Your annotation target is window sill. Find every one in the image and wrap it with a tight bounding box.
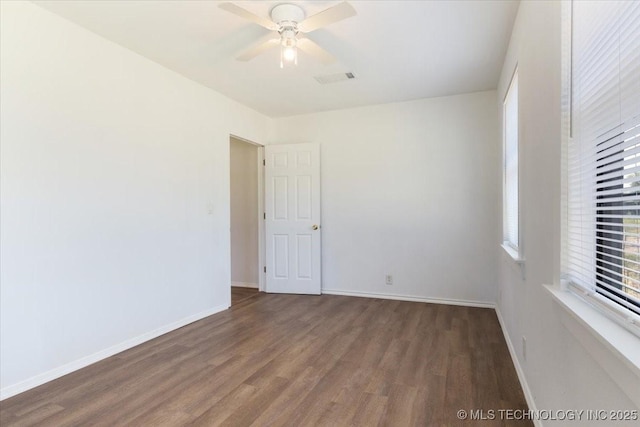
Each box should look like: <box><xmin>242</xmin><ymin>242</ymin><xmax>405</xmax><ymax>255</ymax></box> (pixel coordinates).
<box><xmin>543</xmin><ymin>284</ymin><xmax>640</xmax><ymax>407</ymax></box>
<box><xmin>501</xmin><ymin>243</ymin><xmax>525</xmax><ymax>264</ymax></box>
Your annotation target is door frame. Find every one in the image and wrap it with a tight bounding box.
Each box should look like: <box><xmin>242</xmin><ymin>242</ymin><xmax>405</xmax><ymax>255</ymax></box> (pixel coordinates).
<box><xmin>229</xmin><ymin>134</ymin><xmax>265</xmax><ymax>292</ymax></box>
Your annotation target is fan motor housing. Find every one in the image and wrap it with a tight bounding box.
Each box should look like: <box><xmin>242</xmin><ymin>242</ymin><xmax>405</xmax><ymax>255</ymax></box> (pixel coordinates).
<box><xmin>270</xmin><ymin>4</ymin><xmax>305</xmax><ymax>26</ymax></box>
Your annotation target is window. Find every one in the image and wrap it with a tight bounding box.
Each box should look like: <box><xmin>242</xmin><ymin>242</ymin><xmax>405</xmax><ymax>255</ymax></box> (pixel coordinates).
<box><xmin>503</xmin><ymin>69</ymin><xmax>520</xmax><ymax>257</ymax></box>
<box><xmin>566</xmin><ymin>0</ymin><xmax>640</xmax><ymax>327</ymax></box>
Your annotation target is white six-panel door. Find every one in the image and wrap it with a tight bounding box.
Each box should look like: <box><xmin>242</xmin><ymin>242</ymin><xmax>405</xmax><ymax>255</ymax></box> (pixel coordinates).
<box><xmin>265</xmin><ymin>143</ymin><xmax>321</xmax><ymax>294</ymax></box>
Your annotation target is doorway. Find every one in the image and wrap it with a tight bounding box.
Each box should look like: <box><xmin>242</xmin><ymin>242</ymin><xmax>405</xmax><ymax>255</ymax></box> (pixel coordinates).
<box><xmin>229</xmin><ymin>135</ymin><xmax>264</xmax><ymax>306</ymax></box>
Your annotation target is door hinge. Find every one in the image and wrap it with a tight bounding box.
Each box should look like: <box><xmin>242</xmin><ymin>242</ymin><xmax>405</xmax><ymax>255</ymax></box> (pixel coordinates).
<box><xmin>263</xmin><ymin>159</ymin><xmax>266</xmax><ymax>166</ymax></box>
<box><xmin>264</xmin><ymin>212</ymin><xmax>266</xmax><ymax>220</ymax></box>
<box><xmin>264</xmin><ymin>266</ymin><xmax>266</xmax><ymax>273</ymax></box>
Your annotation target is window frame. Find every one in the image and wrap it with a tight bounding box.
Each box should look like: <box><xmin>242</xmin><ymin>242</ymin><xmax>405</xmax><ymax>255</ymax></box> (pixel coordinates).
<box><xmin>502</xmin><ymin>66</ymin><xmax>523</xmax><ymax>263</ymax></box>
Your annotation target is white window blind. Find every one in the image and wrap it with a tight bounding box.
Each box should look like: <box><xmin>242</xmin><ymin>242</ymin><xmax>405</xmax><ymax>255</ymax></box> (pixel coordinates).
<box><xmin>567</xmin><ymin>0</ymin><xmax>640</xmax><ymax>322</ymax></box>
<box><xmin>504</xmin><ymin>71</ymin><xmax>519</xmax><ymax>250</ymax></box>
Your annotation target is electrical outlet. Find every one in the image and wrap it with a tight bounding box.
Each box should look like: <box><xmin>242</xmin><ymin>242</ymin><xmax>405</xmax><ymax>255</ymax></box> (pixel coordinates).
<box><xmin>385</xmin><ymin>275</ymin><xmax>393</xmax><ymax>285</ymax></box>
<box><xmin>522</xmin><ymin>336</ymin><xmax>527</xmax><ymax>361</ymax></box>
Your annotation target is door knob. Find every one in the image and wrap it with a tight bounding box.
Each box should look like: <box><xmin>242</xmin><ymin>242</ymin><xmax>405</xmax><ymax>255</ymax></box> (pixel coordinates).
<box><xmin>312</xmin><ymin>225</ymin><xmax>319</xmax><ymax>230</ymax></box>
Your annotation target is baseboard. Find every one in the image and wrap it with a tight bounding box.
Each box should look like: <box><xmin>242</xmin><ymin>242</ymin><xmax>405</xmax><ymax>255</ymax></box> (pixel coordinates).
<box><xmin>321</xmin><ymin>288</ymin><xmax>495</xmax><ymax>309</ymax></box>
<box><xmin>495</xmin><ymin>307</ymin><xmax>541</xmax><ymax>427</ymax></box>
<box><xmin>231</xmin><ymin>281</ymin><xmax>259</xmax><ymax>289</ymax></box>
<box><xmin>0</xmin><ymin>304</ymin><xmax>228</xmax><ymax>401</ymax></box>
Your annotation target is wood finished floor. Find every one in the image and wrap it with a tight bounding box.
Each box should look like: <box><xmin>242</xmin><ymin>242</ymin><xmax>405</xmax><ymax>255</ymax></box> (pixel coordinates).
<box><xmin>231</xmin><ymin>286</ymin><xmax>259</xmax><ymax>306</ymax></box>
<box><xmin>0</xmin><ymin>294</ymin><xmax>531</xmax><ymax>426</ymax></box>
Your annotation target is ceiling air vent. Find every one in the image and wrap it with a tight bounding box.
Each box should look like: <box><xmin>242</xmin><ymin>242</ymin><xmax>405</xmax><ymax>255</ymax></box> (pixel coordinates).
<box><xmin>314</xmin><ymin>72</ymin><xmax>356</xmax><ymax>85</ymax></box>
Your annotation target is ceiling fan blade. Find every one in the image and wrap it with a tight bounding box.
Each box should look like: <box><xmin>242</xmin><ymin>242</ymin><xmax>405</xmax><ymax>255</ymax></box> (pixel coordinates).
<box><xmin>297</xmin><ymin>38</ymin><xmax>336</xmax><ymax>65</ymax></box>
<box><xmin>298</xmin><ymin>1</ymin><xmax>356</xmax><ymax>33</ymax></box>
<box><xmin>218</xmin><ymin>2</ymin><xmax>277</xmax><ymax>30</ymax></box>
<box><xmin>237</xmin><ymin>36</ymin><xmax>280</xmax><ymax>61</ymax></box>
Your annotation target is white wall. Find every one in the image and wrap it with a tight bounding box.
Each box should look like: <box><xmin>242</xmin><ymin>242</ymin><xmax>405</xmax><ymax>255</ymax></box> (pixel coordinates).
<box><xmin>270</xmin><ymin>91</ymin><xmax>501</xmax><ymax>305</ymax></box>
<box><xmin>0</xmin><ymin>1</ymin><xmax>269</xmax><ymax>397</ymax></box>
<box><xmin>496</xmin><ymin>0</ymin><xmax>639</xmax><ymax>422</ymax></box>
<box><xmin>230</xmin><ymin>138</ymin><xmax>259</xmax><ymax>286</ymax></box>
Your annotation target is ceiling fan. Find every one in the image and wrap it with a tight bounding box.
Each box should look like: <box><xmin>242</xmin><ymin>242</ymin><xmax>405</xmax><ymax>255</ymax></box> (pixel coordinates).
<box><xmin>219</xmin><ymin>1</ymin><xmax>357</xmax><ymax>68</ymax></box>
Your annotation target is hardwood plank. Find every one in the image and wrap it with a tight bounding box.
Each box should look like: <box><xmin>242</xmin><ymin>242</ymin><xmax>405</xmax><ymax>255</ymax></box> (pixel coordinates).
<box><xmin>349</xmin><ymin>392</ymin><xmax>388</xmax><ymax>426</ymax></box>
<box><xmin>217</xmin><ymin>376</ymin><xmax>289</xmax><ymax>427</ymax></box>
<box><xmin>188</xmin><ymin>382</ymin><xmax>257</xmax><ymax>427</ymax></box>
<box><xmin>231</xmin><ymin>286</ymin><xmax>259</xmax><ymax>306</ymax></box>
<box><xmin>247</xmin><ymin>366</ymin><xmax>329</xmax><ymax>426</ymax></box>
<box><xmin>0</xmin><ymin>293</ymin><xmax>532</xmax><ymax>426</ymax></box>
<box><xmin>378</xmin><ymin>383</ymin><xmax>419</xmax><ymax>426</ymax></box>
<box><xmin>3</xmin><ymin>403</ymin><xmax>64</xmax><ymax>427</ymax></box>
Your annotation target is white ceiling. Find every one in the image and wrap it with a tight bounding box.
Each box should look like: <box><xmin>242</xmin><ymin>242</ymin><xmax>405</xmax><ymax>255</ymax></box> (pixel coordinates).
<box><xmin>34</xmin><ymin>0</ymin><xmax>520</xmax><ymax>118</ymax></box>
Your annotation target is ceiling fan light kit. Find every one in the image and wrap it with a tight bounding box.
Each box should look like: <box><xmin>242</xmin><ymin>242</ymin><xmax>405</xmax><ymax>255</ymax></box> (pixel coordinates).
<box><xmin>271</xmin><ymin>4</ymin><xmax>304</xmax><ymax>68</ymax></box>
<box><xmin>271</xmin><ymin>4</ymin><xmax>305</xmax><ymax>68</ymax></box>
<box><xmin>219</xmin><ymin>1</ymin><xmax>357</xmax><ymax>68</ymax></box>
<box><xmin>280</xmin><ymin>34</ymin><xmax>297</xmax><ymax>68</ymax></box>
